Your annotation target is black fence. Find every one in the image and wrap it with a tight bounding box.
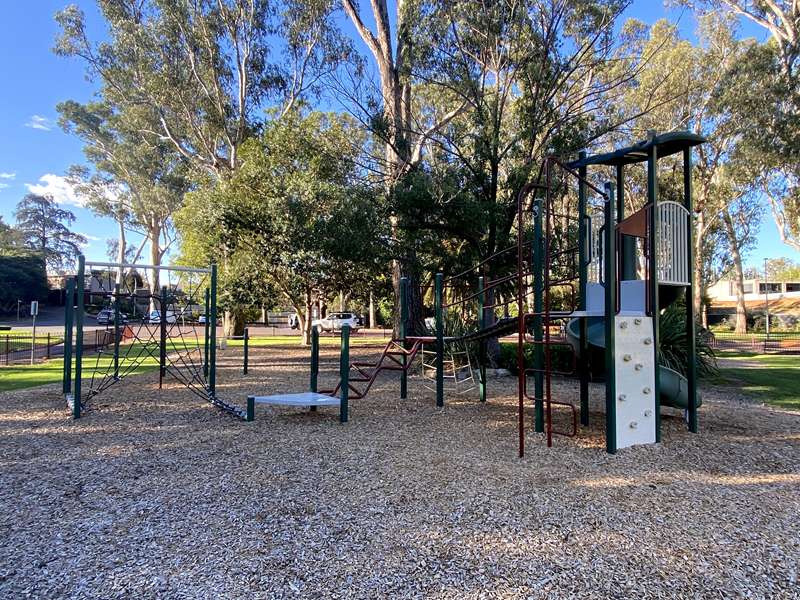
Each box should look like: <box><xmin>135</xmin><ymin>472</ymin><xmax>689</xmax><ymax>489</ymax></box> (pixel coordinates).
<box><xmin>709</xmin><ymin>331</ymin><xmax>800</xmax><ymax>354</ymax></box>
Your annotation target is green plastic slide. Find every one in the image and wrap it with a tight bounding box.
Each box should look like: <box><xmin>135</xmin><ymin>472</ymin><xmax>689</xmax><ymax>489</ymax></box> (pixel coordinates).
<box><xmin>565</xmin><ymin>317</ymin><xmax>701</xmax><ymax>409</ymax></box>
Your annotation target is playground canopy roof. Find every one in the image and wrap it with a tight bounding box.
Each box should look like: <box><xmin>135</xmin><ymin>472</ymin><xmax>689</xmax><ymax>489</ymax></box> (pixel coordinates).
<box><xmin>568</xmin><ymin>131</ymin><xmax>707</xmax><ymax>168</ymax></box>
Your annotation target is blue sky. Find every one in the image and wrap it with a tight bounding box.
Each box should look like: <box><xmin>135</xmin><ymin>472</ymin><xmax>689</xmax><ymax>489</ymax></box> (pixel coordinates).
<box><xmin>0</xmin><ymin>1</ymin><xmax>795</xmax><ymax>270</ymax></box>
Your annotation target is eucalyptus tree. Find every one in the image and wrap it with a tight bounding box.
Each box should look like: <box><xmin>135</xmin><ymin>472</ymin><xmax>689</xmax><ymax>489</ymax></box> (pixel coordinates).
<box><xmin>55</xmin><ymin>0</ymin><xmax>346</xmax><ymax>178</ymax></box>
<box><xmin>58</xmin><ymin>100</ymin><xmax>189</xmax><ymax>304</ymax></box>
<box><xmin>683</xmin><ymin>0</ymin><xmax>800</xmax><ymax>252</ymax></box>
<box><xmin>613</xmin><ymin>16</ymin><xmax>762</xmax><ymax>328</ymax></box>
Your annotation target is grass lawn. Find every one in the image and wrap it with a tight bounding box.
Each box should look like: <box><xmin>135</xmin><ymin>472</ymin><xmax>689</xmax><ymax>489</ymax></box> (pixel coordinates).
<box><xmin>0</xmin><ymin>344</ymin><xmax>163</xmax><ymax>393</ymax></box>
<box><xmin>717</xmin><ymin>352</ymin><xmax>800</xmax><ymax>411</ymax></box>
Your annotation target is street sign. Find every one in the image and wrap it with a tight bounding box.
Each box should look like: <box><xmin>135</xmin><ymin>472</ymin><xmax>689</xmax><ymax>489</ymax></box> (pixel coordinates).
<box><xmin>30</xmin><ymin>301</ymin><xmax>39</xmax><ymax>317</ymax></box>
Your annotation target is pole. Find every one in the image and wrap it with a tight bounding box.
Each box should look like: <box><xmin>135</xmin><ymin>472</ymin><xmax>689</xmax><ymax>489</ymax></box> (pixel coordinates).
<box><xmin>243</xmin><ymin>327</ymin><xmax>249</xmax><ymax>375</ymax></box>
<box><xmin>647</xmin><ymin>138</ymin><xmax>661</xmax><ymax>443</ymax></box>
<box><xmin>203</xmin><ymin>288</ymin><xmax>210</xmax><ymax>379</ymax></box>
<box><xmin>30</xmin><ymin>313</ymin><xmax>36</xmax><ymax>365</ymax></box>
<box><xmin>764</xmin><ymin>258</ymin><xmax>770</xmax><ymax>339</ymax></box>
<box><xmin>578</xmin><ymin>152</ymin><xmax>589</xmax><ymax>427</ymax></box>
<box><xmin>209</xmin><ymin>265</ymin><xmax>218</xmax><ymax>397</ymax></box>
<box><xmin>435</xmin><ymin>272</ymin><xmax>444</xmax><ymax>407</ymax></box>
<box><xmin>684</xmin><ymin>148</ymin><xmax>698</xmax><ymax>433</ymax></box>
<box><xmin>339</xmin><ymin>324</ymin><xmax>350</xmax><ymax>423</ymax></box>
<box><xmin>63</xmin><ymin>278</ymin><xmax>75</xmax><ymax>395</ymax></box>
<box><xmin>533</xmin><ymin>198</ymin><xmax>544</xmax><ymax>433</ymax></box>
<box><xmin>604</xmin><ymin>182</ymin><xmax>617</xmax><ymax>454</ymax></box>
<box><xmin>113</xmin><ymin>283</ymin><xmax>121</xmax><ymax>380</ymax></box>
<box><xmin>310</xmin><ymin>326</ymin><xmax>319</xmax><ymax>413</ymax></box>
<box><xmin>159</xmin><ymin>286</ymin><xmax>168</xmax><ymax>389</ymax></box>
<box><xmin>73</xmin><ymin>256</ymin><xmax>86</xmax><ymax>418</ymax></box>
<box><xmin>400</xmin><ymin>277</ymin><xmax>409</xmax><ymax>399</ymax></box>
<box><xmin>478</xmin><ymin>276</ymin><xmax>487</xmax><ymax>402</ymax></box>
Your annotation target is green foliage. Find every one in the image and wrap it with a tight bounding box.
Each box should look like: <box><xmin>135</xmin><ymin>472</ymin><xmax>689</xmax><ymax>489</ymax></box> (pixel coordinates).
<box><xmin>176</xmin><ymin>111</ymin><xmax>387</xmax><ymax>325</ymax></box>
<box><xmin>13</xmin><ymin>194</ymin><xmax>86</xmax><ymax>272</ymax></box>
<box><xmin>0</xmin><ymin>255</ymin><xmax>48</xmax><ymax>312</ymax></box>
<box><xmin>658</xmin><ymin>300</ymin><xmax>718</xmax><ymax>378</ymax></box>
<box><xmin>498</xmin><ymin>342</ymin><xmax>575</xmax><ymax>376</ymax></box>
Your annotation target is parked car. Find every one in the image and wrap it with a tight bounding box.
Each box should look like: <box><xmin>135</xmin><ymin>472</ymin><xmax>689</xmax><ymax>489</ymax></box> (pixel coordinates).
<box><xmin>148</xmin><ymin>309</ymin><xmax>177</xmax><ymax>324</ymax></box>
<box><xmin>95</xmin><ymin>309</ymin><xmax>128</xmax><ymax>325</ymax></box>
<box><xmin>312</xmin><ymin>312</ymin><xmax>361</xmax><ymax>333</ymax></box>
<box><xmin>198</xmin><ymin>314</ymin><xmax>220</xmax><ymax>325</ymax></box>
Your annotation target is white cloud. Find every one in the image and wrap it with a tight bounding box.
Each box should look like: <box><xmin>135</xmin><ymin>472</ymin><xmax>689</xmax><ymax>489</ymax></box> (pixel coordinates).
<box><xmin>25</xmin><ymin>115</ymin><xmax>52</xmax><ymax>131</ymax></box>
<box><xmin>26</xmin><ymin>174</ymin><xmax>83</xmax><ymax>206</ymax></box>
<box><xmin>79</xmin><ymin>232</ymin><xmax>102</xmax><ymax>242</ymax></box>
<box><xmin>0</xmin><ymin>183</ymin><xmax>8</xmax><ymax>190</ymax></box>
<box><xmin>0</xmin><ymin>172</ymin><xmax>15</xmax><ymax>180</ymax></box>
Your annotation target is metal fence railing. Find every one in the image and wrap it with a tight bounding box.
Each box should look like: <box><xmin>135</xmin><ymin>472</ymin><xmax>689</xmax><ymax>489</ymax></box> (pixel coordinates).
<box><xmin>708</xmin><ymin>331</ymin><xmax>800</xmax><ymax>354</ymax></box>
<box><xmin>0</xmin><ymin>333</ymin><xmax>66</xmax><ymax>365</ymax></box>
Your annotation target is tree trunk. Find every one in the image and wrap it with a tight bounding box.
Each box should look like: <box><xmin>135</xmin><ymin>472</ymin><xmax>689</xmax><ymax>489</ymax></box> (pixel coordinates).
<box><xmin>369</xmin><ymin>290</ymin><xmax>376</xmax><ymax>328</ymax></box>
<box><xmin>148</xmin><ymin>221</ymin><xmax>161</xmax><ymax>313</ymax></box>
<box><xmin>693</xmin><ymin>210</ymin><xmax>705</xmax><ymax>322</ymax></box>
<box><xmin>116</xmin><ymin>216</ymin><xmax>126</xmax><ymax>286</ymax></box>
<box><xmin>722</xmin><ymin>208</ymin><xmax>748</xmax><ymax>333</ymax></box>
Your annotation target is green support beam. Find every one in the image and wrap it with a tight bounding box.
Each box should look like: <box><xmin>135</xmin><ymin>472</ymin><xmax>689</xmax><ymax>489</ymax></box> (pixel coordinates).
<box><xmin>243</xmin><ymin>327</ymin><xmax>249</xmax><ymax>375</ymax></box>
<box><xmin>159</xmin><ymin>286</ymin><xmax>168</xmax><ymax>389</ymax></box>
<box><xmin>113</xmin><ymin>283</ymin><xmax>121</xmax><ymax>380</ymax></box>
<box><xmin>203</xmin><ymin>288</ymin><xmax>210</xmax><ymax>379</ymax></box>
<box><xmin>434</xmin><ymin>272</ymin><xmax>444</xmax><ymax>407</ymax></box>
<box><xmin>310</xmin><ymin>326</ymin><xmax>319</xmax><ymax>413</ymax></box>
<box><xmin>73</xmin><ymin>256</ymin><xmax>86</xmax><ymax>419</ymax></box>
<box><xmin>62</xmin><ymin>277</ymin><xmax>75</xmax><ymax>396</ymax></box>
<box><xmin>684</xmin><ymin>148</ymin><xmax>698</xmax><ymax>433</ymax></box>
<box><xmin>209</xmin><ymin>265</ymin><xmax>218</xmax><ymax>397</ymax></box>
<box><xmin>533</xmin><ymin>199</ymin><xmax>544</xmax><ymax>433</ymax></box>
<box><xmin>578</xmin><ymin>152</ymin><xmax>589</xmax><ymax>427</ymax></box>
<box><xmin>617</xmin><ymin>165</ymin><xmax>638</xmax><ymax>281</ymax></box>
<box><xmin>603</xmin><ymin>182</ymin><xmax>617</xmax><ymax>454</ymax></box>
<box><xmin>400</xmin><ymin>276</ymin><xmax>409</xmax><ymax>399</ymax></box>
<box><xmin>478</xmin><ymin>275</ymin><xmax>487</xmax><ymax>403</ymax></box>
<box><xmin>339</xmin><ymin>324</ymin><xmax>350</xmax><ymax>423</ymax></box>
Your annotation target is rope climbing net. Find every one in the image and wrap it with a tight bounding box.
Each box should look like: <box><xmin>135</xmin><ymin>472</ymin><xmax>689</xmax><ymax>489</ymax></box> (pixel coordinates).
<box><xmin>63</xmin><ymin>257</ymin><xmax>246</xmax><ymax>420</ymax></box>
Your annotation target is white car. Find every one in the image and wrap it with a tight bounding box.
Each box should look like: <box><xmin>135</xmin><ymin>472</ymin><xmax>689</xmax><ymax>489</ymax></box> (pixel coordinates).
<box><xmin>149</xmin><ymin>309</ymin><xmax>177</xmax><ymax>324</ymax></box>
<box><xmin>312</xmin><ymin>312</ymin><xmax>361</xmax><ymax>333</ymax></box>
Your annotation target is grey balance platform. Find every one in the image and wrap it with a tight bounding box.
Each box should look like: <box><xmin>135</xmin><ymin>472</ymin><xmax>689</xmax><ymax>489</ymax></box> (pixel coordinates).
<box><xmin>245</xmin><ymin>392</ymin><xmax>340</xmax><ymax>421</ymax></box>
<box><xmin>249</xmin><ymin>392</ymin><xmax>340</xmax><ymax>407</ymax></box>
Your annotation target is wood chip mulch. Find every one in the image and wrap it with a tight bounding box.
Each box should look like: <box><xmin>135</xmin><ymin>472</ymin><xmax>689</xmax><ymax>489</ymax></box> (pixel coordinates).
<box><xmin>1</xmin><ymin>345</ymin><xmax>798</xmax><ymax>599</ymax></box>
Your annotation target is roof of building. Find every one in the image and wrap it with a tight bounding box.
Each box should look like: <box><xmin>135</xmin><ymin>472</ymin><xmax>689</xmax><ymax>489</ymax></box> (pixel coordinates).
<box><xmin>709</xmin><ymin>297</ymin><xmax>800</xmax><ymax>314</ymax></box>
<box><xmin>568</xmin><ymin>131</ymin><xmax>707</xmax><ymax>168</ymax></box>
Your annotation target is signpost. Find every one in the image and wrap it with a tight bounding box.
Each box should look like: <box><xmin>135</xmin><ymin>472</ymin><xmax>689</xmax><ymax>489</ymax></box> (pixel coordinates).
<box><xmin>30</xmin><ymin>301</ymin><xmax>39</xmax><ymax>365</ymax></box>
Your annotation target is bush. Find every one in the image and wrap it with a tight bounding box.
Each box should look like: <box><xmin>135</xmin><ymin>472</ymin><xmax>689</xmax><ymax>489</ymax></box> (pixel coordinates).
<box><xmin>658</xmin><ymin>299</ymin><xmax>718</xmax><ymax>378</ymax></box>
<box><xmin>0</xmin><ymin>254</ymin><xmax>47</xmax><ymax>313</ymax></box>
<box><xmin>498</xmin><ymin>342</ymin><xmax>575</xmax><ymax>375</ymax></box>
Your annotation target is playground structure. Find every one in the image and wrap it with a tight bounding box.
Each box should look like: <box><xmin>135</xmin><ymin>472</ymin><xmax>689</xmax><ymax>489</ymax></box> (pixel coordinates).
<box><xmin>61</xmin><ymin>256</ymin><xmax>248</xmax><ymax>419</ymax></box>
<box><xmin>304</xmin><ymin>131</ymin><xmax>703</xmax><ymax>456</ymax></box>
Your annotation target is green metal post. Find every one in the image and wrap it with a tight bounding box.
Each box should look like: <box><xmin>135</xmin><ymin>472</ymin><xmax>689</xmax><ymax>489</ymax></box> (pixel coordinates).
<box><xmin>159</xmin><ymin>286</ymin><xmax>168</xmax><ymax>388</ymax></box>
<box><xmin>243</xmin><ymin>327</ymin><xmax>249</xmax><ymax>375</ymax></box>
<box><xmin>603</xmin><ymin>182</ymin><xmax>617</xmax><ymax>454</ymax></box>
<box><xmin>577</xmin><ymin>153</ymin><xmax>589</xmax><ymax>427</ymax></box>
<box><xmin>209</xmin><ymin>265</ymin><xmax>218</xmax><ymax>397</ymax></box>
<box><xmin>339</xmin><ymin>324</ymin><xmax>350</xmax><ymax>423</ymax></box>
<box><xmin>399</xmin><ymin>277</ymin><xmax>409</xmax><ymax>399</ymax></box>
<box><xmin>73</xmin><ymin>256</ymin><xmax>86</xmax><ymax>419</ymax></box>
<box><xmin>113</xmin><ymin>283</ymin><xmax>121</xmax><ymax>380</ymax></box>
<box><xmin>63</xmin><ymin>278</ymin><xmax>75</xmax><ymax>395</ymax></box>
<box><xmin>203</xmin><ymin>288</ymin><xmax>210</xmax><ymax>379</ymax></box>
<box><xmin>246</xmin><ymin>395</ymin><xmax>255</xmax><ymax>422</ymax></box>
<box><xmin>684</xmin><ymin>148</ymin><xmax>698</xmax><ymax>433</ymax></box>
<box><xmin>648</xmin><ymin>143</ymin><xmax>661</xmax><ymax>442</ymax></box>
<box><xmin>310</xmin><ymin>326</ymin><xmax>319</xmax><ymax>412</ymax></box>
<box><xmin>478</xmin><ymin>276</ymin><xmax>487</xmax><ymax>402</ymax></box>
<box><xmin>533</xmin><ymin>199</ymin><xmax>544</xmax><ymax>433</ymax></box>
<box><xmin>434</xmin><ymin>272</ymin><xmax>444</xmax><ymax>407</ymax></box>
